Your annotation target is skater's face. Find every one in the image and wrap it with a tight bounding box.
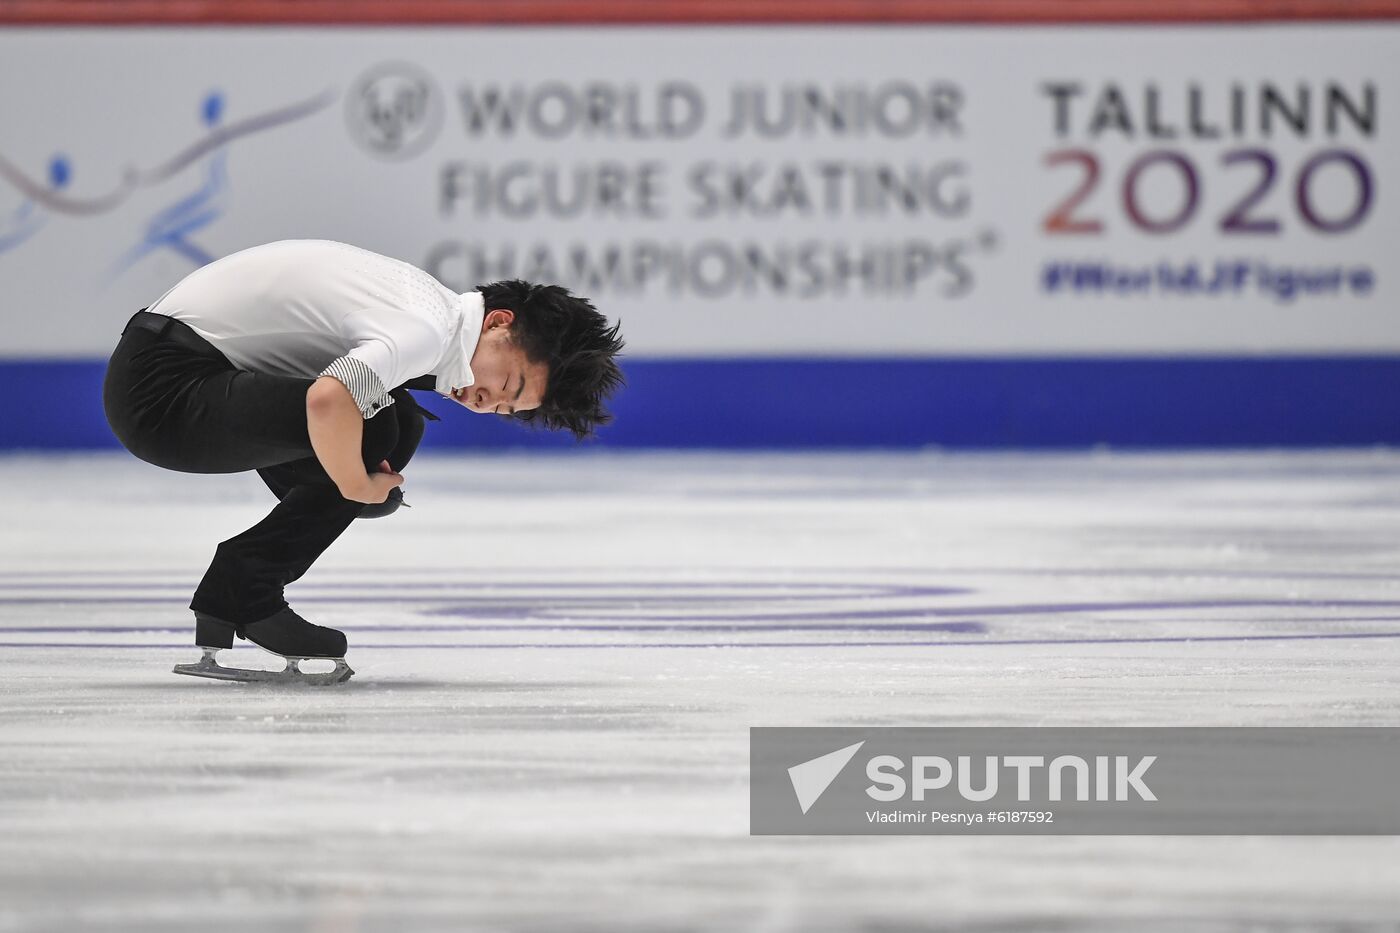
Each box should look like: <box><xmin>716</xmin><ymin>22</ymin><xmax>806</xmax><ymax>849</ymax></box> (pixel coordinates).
<box><xmin>451</xmin><ymin>309</ymin><xmax>548</xmax><ymax>416</ymax></box>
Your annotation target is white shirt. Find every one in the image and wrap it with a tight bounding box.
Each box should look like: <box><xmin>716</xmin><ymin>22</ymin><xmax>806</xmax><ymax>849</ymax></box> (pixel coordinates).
<box><xmin>146</xmin><ymin>239</ymin><xmax>483</xmax><ymax>418</ymax></box>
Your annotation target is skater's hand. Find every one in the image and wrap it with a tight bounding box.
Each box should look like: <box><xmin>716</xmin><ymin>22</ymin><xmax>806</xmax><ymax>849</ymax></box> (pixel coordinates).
<box><xmin>348</xmin><ymin>460</ymin><xmax>404</xmax><ymax>505</ymax></box>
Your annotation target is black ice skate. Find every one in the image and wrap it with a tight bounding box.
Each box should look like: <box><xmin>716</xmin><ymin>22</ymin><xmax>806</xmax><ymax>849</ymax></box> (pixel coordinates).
<box><xmin>173</xmin><ymin>608</ymin><xmax>354</xmax><ymax>685</ymax></box>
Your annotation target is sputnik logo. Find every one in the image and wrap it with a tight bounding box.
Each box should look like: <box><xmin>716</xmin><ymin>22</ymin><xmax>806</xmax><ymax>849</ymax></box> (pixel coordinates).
<box><xmin>787</xmin><ymin>741</ymin><xmax>865</xmax><ymax>814</ymax></box>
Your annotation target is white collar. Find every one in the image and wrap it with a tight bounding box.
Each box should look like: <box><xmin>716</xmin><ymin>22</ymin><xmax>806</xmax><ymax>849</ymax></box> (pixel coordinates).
<box><xmin>433</xmin><ymin>291</ymin><xmax>484</xmax><ymax>396</ymax></box>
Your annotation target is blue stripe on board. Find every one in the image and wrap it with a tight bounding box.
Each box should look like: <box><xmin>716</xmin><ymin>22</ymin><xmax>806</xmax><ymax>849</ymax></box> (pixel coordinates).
<box><xmin>5</xmin><ymin>356</ymin><xmax>1400</xmax><ymax>449</ymax></box>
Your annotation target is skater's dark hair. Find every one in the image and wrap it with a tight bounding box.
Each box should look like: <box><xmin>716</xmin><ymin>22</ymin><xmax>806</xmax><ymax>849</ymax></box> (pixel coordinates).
<box><xmin>477</xmin><ymin>280</ymin><xmax>624</xmax><ymax>440</ymax></box>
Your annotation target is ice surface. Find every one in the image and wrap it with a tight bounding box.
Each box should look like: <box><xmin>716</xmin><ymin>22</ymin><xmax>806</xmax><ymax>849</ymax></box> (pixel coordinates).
<box><xmin>3</xmin><ymin>449</ymin><xmax>1400</xmax><ymax>931</ymax></box>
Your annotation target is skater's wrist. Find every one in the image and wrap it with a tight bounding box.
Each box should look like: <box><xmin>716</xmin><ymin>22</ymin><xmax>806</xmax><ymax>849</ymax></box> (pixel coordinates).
<box><xmin>339</xmin><ymin>475</ymin><xmax>376</xmax><ymax>503</ymax></box>
<box><xmin>343</xmin><ymin>471</ymin><xmax>403</xmax><ymax>505</ymax></box>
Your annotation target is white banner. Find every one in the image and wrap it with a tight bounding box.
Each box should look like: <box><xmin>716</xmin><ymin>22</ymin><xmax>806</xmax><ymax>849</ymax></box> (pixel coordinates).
<box><xmin>0</xmin><ymin>25</ymin><xmax>1394</xmax><ymax>357</ymax></box>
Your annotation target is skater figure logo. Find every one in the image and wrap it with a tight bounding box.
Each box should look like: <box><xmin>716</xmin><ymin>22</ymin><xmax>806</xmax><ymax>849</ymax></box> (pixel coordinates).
<box><xmin>345</xmin><ymin>63</ymin><xmax>444</xmax><ymax>161</ymax></box>
<box><xmin>0</xmin><ymin>154</ymin><xmax>72</xmax><ymax>255</ymax></box>
<box><xmin>109</xmin><ymin>91</ymin><xmax>232</xmax><ymax>279</ymax></box>
<box><xmin>0</xmin><ymin>86</ymin><xmax>334</xmax><ymax>273</ymax></box>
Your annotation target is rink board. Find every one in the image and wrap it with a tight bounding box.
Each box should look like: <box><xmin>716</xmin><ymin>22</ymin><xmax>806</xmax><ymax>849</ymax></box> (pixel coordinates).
<box><xmin>6</xmin><ymin>355</ymin><xmax>1400</xmax><ymax>449</ymax></box>
<box><xmin>1</xmin><ymin>23</ymin><xmax>1398</xmax><ymax>448</ymax></box>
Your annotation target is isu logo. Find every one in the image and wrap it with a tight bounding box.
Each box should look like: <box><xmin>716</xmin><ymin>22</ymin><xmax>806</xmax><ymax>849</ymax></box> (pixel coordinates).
<box><xmin>346</xmin><ymin>62</ymin><xmax>444</xmax><ymax>160</ymax></box>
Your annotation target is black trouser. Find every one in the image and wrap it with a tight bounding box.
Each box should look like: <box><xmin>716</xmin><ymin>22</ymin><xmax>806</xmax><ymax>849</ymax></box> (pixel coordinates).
<box><xmin>103</xmin><ymin>311</ymin><xmax>429</xmax><ymax>625</ymax></box>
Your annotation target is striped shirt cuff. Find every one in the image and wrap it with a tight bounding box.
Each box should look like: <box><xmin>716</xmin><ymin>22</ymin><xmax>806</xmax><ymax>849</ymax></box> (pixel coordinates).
<box><xmin>320</xmin><ymin>356</ymin><xmax>394</xmax><ymax>419</ymax></box>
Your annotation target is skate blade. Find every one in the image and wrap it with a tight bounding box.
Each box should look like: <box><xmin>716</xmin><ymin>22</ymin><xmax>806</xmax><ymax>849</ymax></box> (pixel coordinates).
<box><xmin>173</xmin><ymin>647</ymin><xmax>354</xmax><ymax>686</ymax></box>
